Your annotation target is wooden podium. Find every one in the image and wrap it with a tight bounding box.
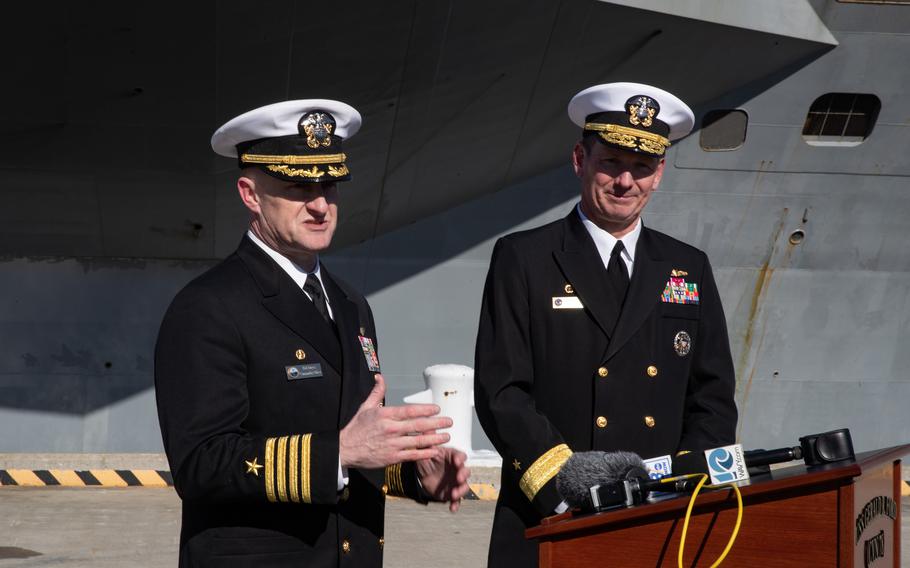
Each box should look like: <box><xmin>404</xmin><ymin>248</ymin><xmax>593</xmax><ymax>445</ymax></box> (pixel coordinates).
<box><xmin>526</xmin><ymin>445</ymin><xmax>908</xmax><ymax>567</ymax></box>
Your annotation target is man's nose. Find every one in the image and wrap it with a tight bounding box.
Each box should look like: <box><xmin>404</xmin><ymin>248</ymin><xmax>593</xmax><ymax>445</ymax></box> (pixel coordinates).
<box><xmin>614</xmin><ymin>170</ymin><xmax>634</xmax><ymax>189</ymax></box>
<box><xmin>307</xmin><ymin>194</ymin><xmax>329</xmax><ymax>214</ymax></box>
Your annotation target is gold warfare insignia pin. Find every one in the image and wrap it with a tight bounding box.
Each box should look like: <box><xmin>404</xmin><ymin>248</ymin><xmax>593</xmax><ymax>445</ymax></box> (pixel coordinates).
<box><xmin>674</xmin><ymin>331</ymin><xmax>692</xmax><ymax>357</ymax></box>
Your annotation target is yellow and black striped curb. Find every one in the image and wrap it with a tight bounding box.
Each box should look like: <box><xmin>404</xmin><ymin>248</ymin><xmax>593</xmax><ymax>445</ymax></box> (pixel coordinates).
<box><xmin>0</xmin><ymin>469</ymin><xmax>173</xmax><ymax>487</ymax></box>
<box><xmin>384</xmin><ymin>483</ymin><xmax>499</xmax><ymax>501</ymax></box>
<box><xmin>0</xmin><ymin>470</ymin><xmax>501</xmax><ymax>499</ymax></box>
<box><xmin>0</xmin><ymin>471</ymin><xmax>902</xmax><ymax>500</ymax></box>
<box><xmin>464</xmin><ymin>483</ymin><xmax>498</xmax><ymax>500</ymax></box>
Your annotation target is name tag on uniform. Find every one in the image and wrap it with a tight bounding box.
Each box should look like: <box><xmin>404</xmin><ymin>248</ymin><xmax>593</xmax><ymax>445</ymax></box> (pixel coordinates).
<box><xmin>552</xmin><ymin>296</ymin><xmax>583</xmax><ymax>309</ymax></box>
<box><xmin>286</xmin><ymin>364</ymin><xmax>323</xmax><ymax>380</ymax></box>
<box><xmin>358</xmin><ymin>336</ymin><xmax>381</xmax><ymax>372</ymax></box>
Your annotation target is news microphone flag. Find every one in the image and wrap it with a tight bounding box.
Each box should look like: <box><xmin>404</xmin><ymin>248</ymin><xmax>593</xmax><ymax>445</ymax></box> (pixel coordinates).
<box><xmin>704</xmin><ymin>444</ymin><xmax>750</xmax><ymax>484</ymax></box>
<box><xmin>643</xmin><ymin>455</ymin><xmax>672</xmax><ymax>479</ymax></box>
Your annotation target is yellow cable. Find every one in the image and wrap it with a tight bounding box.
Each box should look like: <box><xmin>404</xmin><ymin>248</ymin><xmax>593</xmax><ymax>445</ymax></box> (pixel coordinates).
<box><xmin>659</xmin><ymin>473</ymin><xmax>705</xmax><ymax>485</ymax></box>
<box><xmin>676</xmin><ymin>474</ymin><xmax>744</xmax><ymax>568</ymax></box>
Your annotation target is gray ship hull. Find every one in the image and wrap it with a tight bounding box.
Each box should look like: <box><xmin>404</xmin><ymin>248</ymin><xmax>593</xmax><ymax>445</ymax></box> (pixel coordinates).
<box><xmin>0</xmin><ymin>0</ymin><xmax>908</xmax><ymax>457</ymax></box>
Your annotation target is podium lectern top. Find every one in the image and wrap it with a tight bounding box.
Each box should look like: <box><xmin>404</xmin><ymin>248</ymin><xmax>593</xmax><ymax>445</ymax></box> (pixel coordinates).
<box><xmin>527</xmin><ymin>444</ymin><xmax>909</xmax><ymax>568</ymax></box>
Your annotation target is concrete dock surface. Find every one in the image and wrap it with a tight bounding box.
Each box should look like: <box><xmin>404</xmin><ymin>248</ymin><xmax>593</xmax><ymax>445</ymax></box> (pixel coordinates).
<box><xmin>0</xmin><ymin>487</ymin><xmax>907</xmax><ymax>567</ymax></box>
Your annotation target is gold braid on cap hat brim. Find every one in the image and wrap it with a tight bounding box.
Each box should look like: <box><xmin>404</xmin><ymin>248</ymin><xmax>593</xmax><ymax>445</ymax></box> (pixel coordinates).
<box><xmin>584</xmin><ymin>123</ymin><xmax>671</xmax><ymax>156</ymax></box>
<box><xmin>265</xmin><ymin>164</ymin><xmax>350</xmax><ymax>178</ymax></box>
<box><xmin>240</xmin><ymin>152</ymin><xmax>347</xmax><ymax>165</ymax></box>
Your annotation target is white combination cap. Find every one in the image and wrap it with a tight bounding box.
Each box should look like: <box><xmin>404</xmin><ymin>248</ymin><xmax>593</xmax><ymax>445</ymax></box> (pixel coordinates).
<box><xmin>211</xmin><ymin>99</ymin><xmax>362</xmax><ymax>183</ymax></box>
<box><xmin>568</xmin><ymin>82</ymin><xmax>694</xmax><ymax>157</ymax></box>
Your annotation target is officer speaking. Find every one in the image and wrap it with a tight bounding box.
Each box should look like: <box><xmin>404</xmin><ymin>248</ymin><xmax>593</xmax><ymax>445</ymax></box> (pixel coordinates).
<box><xmin>155</xmin><ymin>99</ymin><xmax>471</xmax><ymax>567</ymax></box>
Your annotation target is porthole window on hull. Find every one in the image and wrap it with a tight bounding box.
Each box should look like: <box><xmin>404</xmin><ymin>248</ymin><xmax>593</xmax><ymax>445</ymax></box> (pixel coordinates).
<box><xmin>699</xmin><ymin>110</ymin><xmax>748</xmax><ymax>152</ymax></box>
<box><xmin>802</xmin><ymin>93</ymin><xmax>881</xmax><ymax>147</ymax></box>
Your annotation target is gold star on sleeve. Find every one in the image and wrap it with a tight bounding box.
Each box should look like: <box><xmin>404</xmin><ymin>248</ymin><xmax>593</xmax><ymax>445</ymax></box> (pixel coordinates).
<box><xmin>245</xmin><ymin>457</ymin><xmax>264</xmax><ymax>476</ymax></box>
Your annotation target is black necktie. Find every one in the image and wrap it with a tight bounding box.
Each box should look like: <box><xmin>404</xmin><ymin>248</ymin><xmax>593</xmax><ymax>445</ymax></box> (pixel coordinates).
<box><xmin>607</xmin><ymin>240</ymin><xmax>630</xmax><ymax>307</ymax></box>
<box><xmin>303</xmin><ymin>273</ymin><xmax>332</xmax><ymax>325</ymax></box>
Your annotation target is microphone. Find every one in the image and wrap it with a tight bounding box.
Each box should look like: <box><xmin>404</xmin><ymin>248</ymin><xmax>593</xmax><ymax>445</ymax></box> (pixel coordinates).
<box><xmin>673</xmin><ymin>428</ymin><xmax>855</xmax><ymax>482</ymax></box>
<box><xmin>744</xmin><ymin>446</ymin><xmax>802</xmax><ymax>468</ymax></box>
<box><xmin>615</xmin><ymin>474</ymin><xmax>705</xmax><ymax>507</ymax></box>
<box><xmin>556</xmin><ymin>451</ymin><xmax>703</xmax><ymax>511</ymax></box>
<box><xmin>672</xmin><ymin>445</ymin><xmax>800</xmax><ymax>477</ymax></box>
<box><xmin>556</xmin><ymin>451</ymin><xmax>647</xmax><ymax>510</ymax></box>
<box><xmin>799</xmin><ymin>428</ymin><xmax>854</xmax><ymax>466</ymax></box>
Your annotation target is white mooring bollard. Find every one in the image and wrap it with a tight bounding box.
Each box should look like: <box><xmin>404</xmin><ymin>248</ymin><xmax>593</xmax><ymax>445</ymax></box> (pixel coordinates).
<box><xmin>403</xmin><ymin>364</ymin><xmax>501</xmax><ymax>466</ymax></box>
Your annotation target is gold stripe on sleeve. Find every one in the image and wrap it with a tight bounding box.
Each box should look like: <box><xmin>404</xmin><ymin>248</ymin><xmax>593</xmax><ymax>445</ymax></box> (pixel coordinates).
<box><xmin>265</xmin><ymin>437</ymin><xmax>277</xmax><ymax>503</ymax></box>
<box><xmin>289</xmin><ymin>434</ymin><xmax>301</xmax><ymax>503</ymax></box>
<box><xmin>384</xmin><ymin>463</ymin><xmax>405</xmax><ymax>496</ymax></box>
<box><xmin>300</xmin><ymin>433</ymin><xmax>313</xmax><ymax>504</ymax></box>
<box><xmin>276</xmin><ymin>436</ymin><xmax>289</xmax><ymax>503</ymax></box>
<box><xmin>519</xmin><ymin>444</ymin><xmax>573</xmax><ymax>502</ymax></box>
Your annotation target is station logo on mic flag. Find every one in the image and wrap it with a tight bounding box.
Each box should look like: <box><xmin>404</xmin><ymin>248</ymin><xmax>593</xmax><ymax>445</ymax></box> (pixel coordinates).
<box><xmin>704</xmin><ymin>444</ymin><xmax>749</xmax><ymax>484</ymax></box>
<box><xmin>642</xmin><ymin>455</ymin><xmax>672</xmax><ymax>480</ymax></box>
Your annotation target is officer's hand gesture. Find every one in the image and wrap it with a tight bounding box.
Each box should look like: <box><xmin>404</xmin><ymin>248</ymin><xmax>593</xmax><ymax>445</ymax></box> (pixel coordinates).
<box><xmin>339</xmin><ymin>374</ymin><xmax>452</xmax><ymax>469</ymax></box>
<box><xmin>416</xmin><ymin>447</ymin><xmax>472</xmax><ymax>512</ymax></box>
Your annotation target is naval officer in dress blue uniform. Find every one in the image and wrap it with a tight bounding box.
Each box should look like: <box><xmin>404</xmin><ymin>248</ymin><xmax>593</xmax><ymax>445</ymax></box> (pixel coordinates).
<box><xmin>155</xmin><ymin>99</ymin><xmax>470</xmax><ymax>568</ymax></box>
<box><xmin>474</xmin><ymin>83</ymin><xmax>738</xmax><ymax>567</ymax></box>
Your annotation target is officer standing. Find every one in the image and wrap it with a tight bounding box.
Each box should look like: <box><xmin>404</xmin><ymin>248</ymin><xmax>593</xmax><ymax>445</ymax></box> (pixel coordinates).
<box><xmin>474</xmin><ymin>83</ymin><xmax>738</xmax><ymax>567</ymax></box>
<box><xmin>155</xmin><ymin>99</ymin><xmax>470</xmax><ymax>567</ymax></box>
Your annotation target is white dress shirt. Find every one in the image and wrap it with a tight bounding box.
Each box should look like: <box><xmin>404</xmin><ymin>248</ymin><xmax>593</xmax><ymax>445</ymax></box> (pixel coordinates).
<box><xmin>246</xmin><ymin>230</ymin><xmax>334</xmax><ymax>320</ymax></box>
<box><xmin>576</xmin><ymin>204</ymin><xmax>642</xmax><ymax>276</ymax></box>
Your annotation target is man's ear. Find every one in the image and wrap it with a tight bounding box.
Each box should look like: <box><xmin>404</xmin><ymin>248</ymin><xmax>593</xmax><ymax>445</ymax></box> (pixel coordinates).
<box><xmin>237</xmin><ymin>175</ymin><xmax>261</xmax><ymax>214</ymax></box>
<box><xmin>571</xmin><ymin>142</ymin><xmax>586</xmax><ymax>178</ymax></box>
<box><xmin>651</xmin><ymin>158</ymin><xmax>666</xmax><ymax>191</ymax></box>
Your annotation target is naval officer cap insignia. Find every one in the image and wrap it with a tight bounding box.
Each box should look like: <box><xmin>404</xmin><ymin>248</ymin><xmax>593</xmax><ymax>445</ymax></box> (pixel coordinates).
<box><xmin>567</xmin><ymin>82</ymin><xmax>694</xmax><ymax>157</ymax></box>
<box><xmin>211</xmin><ymin>99</ymin><xmax>362</xmax><ymax>183</ymax></box>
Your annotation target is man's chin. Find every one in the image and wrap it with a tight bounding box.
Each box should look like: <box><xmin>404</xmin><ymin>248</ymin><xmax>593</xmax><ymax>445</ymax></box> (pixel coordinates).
<box><xmin>300</xmin><ymin>235</ymin><xmax>335</xmax><ymax>252</ymax></box>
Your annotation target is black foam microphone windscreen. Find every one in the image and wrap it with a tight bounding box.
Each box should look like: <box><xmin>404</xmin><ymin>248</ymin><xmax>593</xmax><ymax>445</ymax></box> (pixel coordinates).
<box><xmin>556</xmin><ymin>450</ymin><xmax>647</xmax><ymax>508</ymax></box>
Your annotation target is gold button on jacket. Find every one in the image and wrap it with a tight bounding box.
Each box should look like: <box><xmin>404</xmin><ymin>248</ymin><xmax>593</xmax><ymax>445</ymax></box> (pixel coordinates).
<box><xmin>342</xmin><ymin>540</ymin><xmax>351</xmax><ymax>554</ymax></box>
<box><xmin>644</xmin><ymin>416</ymin><xmax>656</xmax><ymax>428</ymax></box>
<box><xmin>596</xmin><ymin>416</ymin><xmax>608</xmax><ymax>428</ymax></box>
<box><xmin>597</xmin><ymin>367</ymin><xmax>608</xmax><ymax>378</ymax></box>
<box><xmin>647</xmin><ymin>365</ymin><xmax>658</xmax><ymax>377</ymax></box>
